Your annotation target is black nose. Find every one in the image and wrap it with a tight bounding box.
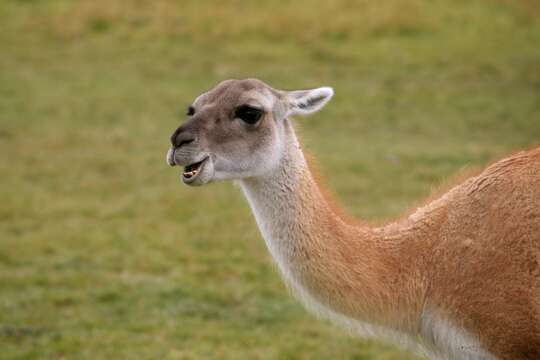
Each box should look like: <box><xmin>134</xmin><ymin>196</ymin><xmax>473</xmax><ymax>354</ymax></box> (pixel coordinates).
<box><xmin>170</xmin><ymin>127</ymin><xmax>195</xmax><ymax>148</ymax></box>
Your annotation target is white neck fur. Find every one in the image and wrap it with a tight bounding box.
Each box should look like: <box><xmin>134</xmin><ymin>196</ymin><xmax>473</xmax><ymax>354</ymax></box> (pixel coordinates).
<box><xmin>237</xmin><ymin>120</ymin><xmax>494</xmax><ymax>359</ymax></box>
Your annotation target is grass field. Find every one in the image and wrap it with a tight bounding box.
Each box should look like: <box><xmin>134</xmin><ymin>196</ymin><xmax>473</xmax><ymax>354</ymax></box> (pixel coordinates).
<box><xmin>1</xmin><ymin>0</ymin><xmax>540</xmax><ymax>359</ymax></box>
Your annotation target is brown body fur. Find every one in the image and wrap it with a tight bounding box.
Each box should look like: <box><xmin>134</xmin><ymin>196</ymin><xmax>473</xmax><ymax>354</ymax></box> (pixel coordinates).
<box><xmin>419</xmin><ymin>147</ymin><xmax>540</xmax><ymax>359</ymax></box>
<box><xmin>301</xmin><ymin>146</ymin><xmax>540</xmax><ymax>359</ymax></box>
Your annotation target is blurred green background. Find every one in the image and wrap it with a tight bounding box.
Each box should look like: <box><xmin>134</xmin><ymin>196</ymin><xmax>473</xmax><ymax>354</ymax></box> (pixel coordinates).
<box><xmin>1</xmin><ymin>0</ymin><xmax>539</xmax><ymax>359</ymax></box>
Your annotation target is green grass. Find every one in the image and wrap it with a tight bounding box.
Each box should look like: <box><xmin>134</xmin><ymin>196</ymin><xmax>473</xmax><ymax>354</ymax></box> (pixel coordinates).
<box><xmin>1</xmin><ymin>0</ymin><xmax>540</xmax><ymax>359</ymax></box>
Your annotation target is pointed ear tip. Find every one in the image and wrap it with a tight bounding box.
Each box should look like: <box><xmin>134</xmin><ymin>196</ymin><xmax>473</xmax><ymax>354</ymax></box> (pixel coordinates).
<box><xmin>320</xmin><ymin>86</ymin><xmax>334</xmax><ymax>97</ymax></box>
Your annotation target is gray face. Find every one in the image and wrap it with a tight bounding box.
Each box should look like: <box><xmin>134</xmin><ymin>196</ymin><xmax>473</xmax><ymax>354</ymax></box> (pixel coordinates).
<box><xmin>166</xmin><ymin>78</ymin><xmax>334</xmax><ymax>186</ymax></box>
<box><xmin>166</xmin><ymin>79</ymin><xmax>286</xmax><ymax>185</ymax></box>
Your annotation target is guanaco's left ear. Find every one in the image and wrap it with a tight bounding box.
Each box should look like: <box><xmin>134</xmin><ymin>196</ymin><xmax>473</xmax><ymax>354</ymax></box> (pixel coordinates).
<box><xmin>285</xmin><ymin>87</ymin><xmax>334</xmax><ymax>117</ymax></box>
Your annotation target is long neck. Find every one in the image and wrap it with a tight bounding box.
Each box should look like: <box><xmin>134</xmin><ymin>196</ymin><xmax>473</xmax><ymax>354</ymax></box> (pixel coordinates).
<box><xmin>239</xmin><ymin>121</ymin><xmax>426</xmax><ymax>333</ymax></box>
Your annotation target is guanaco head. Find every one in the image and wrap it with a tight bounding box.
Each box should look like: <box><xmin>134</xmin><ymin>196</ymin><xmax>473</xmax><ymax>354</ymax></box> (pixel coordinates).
<box><xmin>166</xmin><ymin>78</ymin><xmax>333</xmax><ymax>185</ymax></box>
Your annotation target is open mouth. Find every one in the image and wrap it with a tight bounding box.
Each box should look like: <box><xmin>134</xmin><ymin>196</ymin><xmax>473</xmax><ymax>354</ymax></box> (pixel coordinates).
<box><xmin>183</xmin><ymin>157</ymin><xmax>208</xmax><ymax>182</ymax></box>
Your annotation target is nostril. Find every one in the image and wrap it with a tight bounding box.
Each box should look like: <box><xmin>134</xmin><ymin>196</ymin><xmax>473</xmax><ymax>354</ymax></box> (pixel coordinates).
<box><xmin>178</xmin><ymin>138</ymin><xmax>194</xmax><ymax>148</ymax></box>
<box><xmin>170</xmin><ymin>127</ymin><xmax>196</xmax><ymax>148</ymax></box>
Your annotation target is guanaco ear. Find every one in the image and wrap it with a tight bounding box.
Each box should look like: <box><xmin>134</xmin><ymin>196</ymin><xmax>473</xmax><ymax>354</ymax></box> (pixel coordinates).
<box><xmin>285</xmin><ymin>87</ymin><xmax>334</xmax><ymax>116</ymax></box>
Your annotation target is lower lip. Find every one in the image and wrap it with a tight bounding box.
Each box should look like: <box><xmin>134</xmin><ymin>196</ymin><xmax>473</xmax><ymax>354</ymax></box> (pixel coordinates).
<box><xmin>182</xmin><ymin>158</ymin><xmax>207</xmax><ymax>183</ymax></box>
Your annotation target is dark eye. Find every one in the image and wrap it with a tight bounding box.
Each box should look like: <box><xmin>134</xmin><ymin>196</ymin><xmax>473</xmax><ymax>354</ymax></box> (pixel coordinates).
<box><xmin>235</xmin><ymin>105</ymin><xmax>263</xmax><ymax>125</ymax></box>
<box><xmin>186</xmin><ymin>106</ymin><xmax>195</xmax><ymax>116</ymax></box>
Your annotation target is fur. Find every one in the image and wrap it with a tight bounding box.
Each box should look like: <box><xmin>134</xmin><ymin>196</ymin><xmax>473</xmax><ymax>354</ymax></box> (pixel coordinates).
<box><xmin>168</xmin><ymin>79</ymin><xmax>540</xmax><ymax>359</ymax></box>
